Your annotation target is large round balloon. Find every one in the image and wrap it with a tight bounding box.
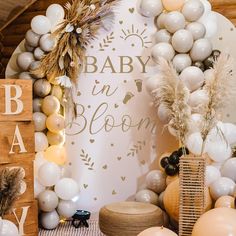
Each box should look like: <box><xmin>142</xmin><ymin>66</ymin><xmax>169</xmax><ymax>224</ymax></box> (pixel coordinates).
<box><xmin>138</xmin><ymin>226</ymin><xmax>178</xmax><ymax>236</ymax></box>
<box><xmin>192</xmin><ymin>208</ymin><xmax>236</xmax><ymax>236</ymax></box>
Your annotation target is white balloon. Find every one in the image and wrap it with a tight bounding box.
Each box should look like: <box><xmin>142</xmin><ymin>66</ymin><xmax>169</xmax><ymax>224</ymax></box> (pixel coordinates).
<box><xmin>138</xmin><ymin>0</ymin><xmax>163</xmax><ymax>17</ymax></box>
<box><xmin>0</xmin><ymin>219</ymin><xmax>19</xmax><ymax>236</ymax></box>
<box><xmin>31</xmin><ymin>15</ymin><xmax>51</xmax><ymax>35</ymax></box>
<box><xmin>206</xmin><ymin>166</ymin><xmax>221</xmax><ymax>186</ymax></box>
<box><xmin>186</xmin><ymin>22</ymin><xmax>206</xmax><ymax>40</ymax></box>
<box><xmin>46</xmin><ymin>4</ymin><xmax>65</xmax><ymax>25</ymax></box>
<box><xmin>188</xmin><ymin>89</ymin><xmax>209</xmax><ymax>108</ymax></box>
<box><xmin>179</xmin><ymin>66</ymin><xmax>205</xmax><ymax>92</ymax></box>
<box><xmin>39</xmin><ymin>34</ymin><xmax>56</xmax><ymax>52</ymax></box>
<box><xmin>206</xmin><ymin>140</ymin><xmax>232</xmax><ymax>163</ymax></box>
<box><xmin>190</xmin><ymin>113</ymin><xmax>204</xmax><ymax>131</ymax></box>
<box><xmin>211</xmin><ymin>161</ymin><xmax>224</xmax><ymax>171</ymax></box>
<box><xmin>38</xmin><ymin>162</ymin><xmax>61</xmax><ymax>187</ymax></box>
<box><xmin>25</xmin><ymin>29</ymin><xmax>40</xmax><ymax>47</ymax></box>
<box><xmin>34</xmin><ymin>178</ymin><xmax>45</xmax><ymax>198</ymax></box>
<box><xmin>199</xmin><ymin>0</ymin><xmax>212</xmax><ymax>18</ymax></box>
<box><xmin>34</xmin><ymin>151</ymin><xmax>47</xmax><ymax>176</ymax></box>
<box><xmin>57</xmin><ymin>200</ymin><xmax>77</xmax><ymax>218</ymax></box>
<box><xmin>17</xmin><ymin>52</ymin><xmax>34</xmax><ymax>71</ymax></box>
<box><xmin>38</xmin><ymin>190</ymin><xmax>59</xmax><ymax>212</ymax></box>
<box><xmin>186</xmin><ymin>132</ymin><xmax>204</xmax><ymax>156</ymax></box>
<box><xmin>33</xmin><ymin>112</ymin><xmax>47</xmax><ymax>132</ymax></box>
<box><xmin>210</xmin><ymin>177</ymin><xmax>235</xmax><ymax>200</ymax></box>
<box><xmin>71</xmin><ymin>194</ymin><xmax>80</xmax><ymax>209</ymax></box>
<box><xmin>154</xmin><ymin>29</ymin><xmax>171</xmax><ymax>44</ymax></box>
<box><xmin>55</xmin><ymin>178</ymin><xmax>79</xmax><ymax>200</ymax></box>
<box><xmin>40</xmin><ymin>210</ymin><xmax>60</xmax><ymax>230</ymax></box>
<box><xmin>146</xmin><ymin>170</ymin><xmax>166</xmax><ymax>194</ymax></box>
<box><xmin>172</xmin><ymin>54</ymin><xmax>192</xmax><ymax>73</ymax></box>
<box><xmin>151</xmin><ymin>43</ymin><xmax>175</xmax><ymax>62</ymax></box>
<box><xmin>164</xmin><ymin>11</ymin><xmax>186</xmax><ymax>33</ymax></box>
<box><xmin>35</xmin><ymin>132</ymin><xmax>49</xmax><ymax>152</ymax></box>
<box><xmin>223</xmin><ymin>123</ymin><xmax>236</xmax><ymax>145</ymax></box>
<box><xmin>182</xmin><ymin>0</ymin><xmax>204</xmax><ymax>22</ymax></box>
<box><xmin>221</xmin><ymin>158</ymin><xmax>236</xmax><ymax>182</ymax></box>
<box><xmin>146</xmin><ymin>74</ymin><xmax>163</xmax><ymax>94</ymax></box>
<box><xmin>155</xmin><ymin>12</ymin><xmax>167</xmax><ymax>29</ymax></box>
<box><xmin>157</xmin><ymin>104</ymin><xmax>171</xmax><ymax>124</ymax></box>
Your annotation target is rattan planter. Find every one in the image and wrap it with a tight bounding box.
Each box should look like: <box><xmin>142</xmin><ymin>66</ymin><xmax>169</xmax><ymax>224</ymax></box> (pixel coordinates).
<box><xmin>179</xmin><ymin>156</ymin><xmax>206</xmax><ymax>236</ymax></box>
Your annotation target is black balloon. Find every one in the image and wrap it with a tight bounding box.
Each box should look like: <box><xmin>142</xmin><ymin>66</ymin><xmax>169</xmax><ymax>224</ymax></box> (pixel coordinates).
<box><xmin>193</xmin><ymin>61</ymin><xmax>205</xmax><ymax>72</ymax></box>
<box><xmin>169</xmin><ymin>151</ymin><xmax>180</xmax><ymax>165</ymax></box>
<box><xmin>161</xmin><ymin>157</ymin><xmax>169</xmax><ymax>168</ymax></box>
<box><xmin>212</xmin><ymin>49</ymin><xmax>221</xmax><ymax>60</ymax></box>
<box><xmin>204</xmin><ymin>56</ymin><xmax>214</xmax><ymax>70</ymax></box>
<box><xmin>165</xmin><ymin>164</ymin><xmax>178</xmax><ymax>176</ymax></box>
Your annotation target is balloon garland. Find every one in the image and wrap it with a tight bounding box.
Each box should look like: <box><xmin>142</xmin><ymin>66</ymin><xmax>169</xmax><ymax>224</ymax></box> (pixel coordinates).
<box><xmin>15</xmin><ymin>0</ymin><xmax>119</xmax><ymax>230</ymax></box>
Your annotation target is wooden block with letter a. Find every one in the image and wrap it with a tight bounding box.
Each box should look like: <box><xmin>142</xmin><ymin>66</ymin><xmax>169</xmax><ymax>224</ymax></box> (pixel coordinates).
<box><xmin>0</xmin><ymin>121</ymin><xmax>35</xmax><ymax>164</ymax></box>
<box><xmin>0</xmin><ymin>79</ymin><xmax>32</xmax><ymax>121</ymax></box>
<box><xmin>3</xmin><ymin>200</ymin><xmax>38</xmax><ymax>236</ymax></box>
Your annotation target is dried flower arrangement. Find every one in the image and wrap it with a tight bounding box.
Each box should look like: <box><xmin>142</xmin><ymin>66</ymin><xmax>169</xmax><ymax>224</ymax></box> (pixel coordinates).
<box><xmin>0</xmin><ymin>167</ymin><xmax>24</xmax><ymax>217</ymax></box>
<box><xmin>32</xmin><ymin>0</ymin><xmax>119</xmax><ymax>117</ymax></box>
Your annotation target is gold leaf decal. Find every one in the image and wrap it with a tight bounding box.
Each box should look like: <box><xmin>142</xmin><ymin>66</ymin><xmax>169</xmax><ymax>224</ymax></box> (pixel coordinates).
<box><xmin>80</xmin><ymin>149</ymin><xmax>94</xmax><ymax>170</ymax></box>
<box><xmin>99</xmin><ymin>32</ymin><xmax>115</xmax><ymax>51</ymax></box>
<box><xmin>127</xmin><ymin>141</ymin><xmax>146</xmax><ymax>157</ymax></box>
<box><xmin>112</xmin><ymin>190</ymin><xmax>117</xmax><ymax>195</ymax></box>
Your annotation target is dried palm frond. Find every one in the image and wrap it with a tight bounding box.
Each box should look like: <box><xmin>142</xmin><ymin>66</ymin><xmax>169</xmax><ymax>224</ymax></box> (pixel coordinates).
<box><xmin>31</xmin><ymin>0</ymin><xmax>119</xmax><ymax>118</ymax></box>
<box><xmin>200</xmin><ymin>53</ymin><xmax>235</xmax><ymax>143</ymax></box>
<box><xmin>152</xmin><ymin>58</ymin><xmax>192</xmax><ymax>147</ymax></box>
<box><xmin>0</xmin><ymin>167</ymin><xmax>24</xmax><ymax>217</ymax></box>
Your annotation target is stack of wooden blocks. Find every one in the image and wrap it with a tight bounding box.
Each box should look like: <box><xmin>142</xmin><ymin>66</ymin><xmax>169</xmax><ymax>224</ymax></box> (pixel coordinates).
<box><xmin>0</xmin><ymin>79</ymin><xmax>38</xmax><ymax>235</ymax></box>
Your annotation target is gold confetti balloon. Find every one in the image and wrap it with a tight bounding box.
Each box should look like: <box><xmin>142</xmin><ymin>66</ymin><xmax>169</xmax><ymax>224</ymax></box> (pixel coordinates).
<box><xmin>47</xmin><ymin>131</ymin><xmax>65</xmax><ymax>146</ymax></box>
<box><xmin>42</xmin><ymin>95</ymin><xmax>60</xmax><ymax>116</ymax></box>
<box><xmin>44</xmin><ymin>145</ymin><xmax>67</xmax><ymax>166</ymax></box>
<box><xmin>46</xmin><ymin>113</ymin><xmax>65</xmax><ymax>133</ymax></box>
<box><xmin>215</xmin><ymin>196</ymin><xmax>235</xmax><ymax>209</ymax></box>
<box><xmin>51</xmin><ymin>85</ymin><xmax>63</xmax><ymax>100</ymax></box>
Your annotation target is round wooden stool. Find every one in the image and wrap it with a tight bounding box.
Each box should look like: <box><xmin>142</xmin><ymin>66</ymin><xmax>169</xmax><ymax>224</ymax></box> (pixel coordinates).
<box><xmin>99</xmin><ymin>201</ymin><xmax>164</xmax><ymax>236</ymax></box>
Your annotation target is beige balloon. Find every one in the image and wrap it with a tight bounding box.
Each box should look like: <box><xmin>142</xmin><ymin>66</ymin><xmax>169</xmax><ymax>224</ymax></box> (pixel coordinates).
<box><xmin>51</xmin><ymin>85</ymin><xmax>63</xmax><ymax>100</ymax></box>
<box><xmin>215</xmin><ymin>196</ymin><xmax>235</xmax><ymax>209</ymax></box>
<box><xmin>42</xmin><ymin>95</ymin><xmax>60</xmax><ymax>116</ymax></box>
<box><xmin>164</xmin><ymin>11</ymin><xmax>185</xmax><ymax>34</ymax></box>
<box><xmin>152</xmin><ymin>43</ymin><xmax>175</xmax><ymax>62</ymax></box>
<box><xmin>46</xmin><ymin>113</ymin><xmax>65</xmax><ymax>133</ymax></box>
<box><xmin>172</xmin><ymin>29</ymin><xmax>193</xmax><ymax>53</ymax></box>
<box><xmin>34</xmin><ymin>79</ymin><xmax>52</xmax><ymax>98</ymax></box>
<box><xmin>135</xmin><ymin>189</ymin><xmax>159</xmax><ymax>205</ymax></box>
<box><xmin>33</xmin><ymin>112</ymin><xmax>47</xmax><ymax>131</ymax></box>
<box><xmin>47</xmin><ymin>131</ymin><xmax>65</xmax><ymax>145</ymax></box>
<box><xmin>146</xmin><ymin>170</ymin><xmax>166</xmax><ymax>194</ymax></box>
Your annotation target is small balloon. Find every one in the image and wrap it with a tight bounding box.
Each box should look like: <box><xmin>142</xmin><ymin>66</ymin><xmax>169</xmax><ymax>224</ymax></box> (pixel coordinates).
<box><xmin>182</xmin><ymin>0</ymin><xmax>204</xmax><ymax>22</ymax></box>
<box><xmin>223</xmin><ymin>123</ymin><xmax>236</xmax><ymax>145</ymax></box>
<box><xmin>138</xmin><ymin>0</ymin><xmax>163</xmax><ymax>18</ymax></box>
<box><xmin>155</xmin><ymin>13</ymin><xmax>167</xmax><ymax>29</ymax></box>
<box><xmin>51</xmin><ymin>85</ymin><xmax>63</xmax><ymax>100</ymax></box>
<box><xmin>17</xmin><ymin>52</ymin><xmax>34</xmax><ymax>71</ymax></box>
<box><xmin>42</xmin><ymin>95</ymin><xmax>60</xmax><ymax>116</ymax></box>
<box><xmin>135</xmin><ymin>189</ymin><xmax>159</xmax><ymax>205</ymax></box>
<box><xmin>35</xmin><ymin>132</ymin><xmax>48</xmax><ymax>152</ymax></box>
<box><xmin>25</xmin><ymin>29</ymin><xmax>40</xmax><ymax>47</ymax></box>
<box><xmin>57</xmin><ymin>200</ymin><xmax>77</xmax><ymax>218</ymax></box>
<box><xmin>34</xmin><ymin>152</ymin><xmax>47</xmax><ymax>176</ymax></box>
<box><xmin>185</xmin><ymin>132</ymin><xmax>204</xmax><ymax>156</ymax></box>
<box><xmin>154</xmin><ymin>29</ymin><xmax>171</xmax><ymax>44</ymax></box>
<box><xmin>157</xmin><ymin>104</ymin><xmax>171</xmax><ymax>124</ymax></box>
<box><xmin>19</xmin><ymin>72</ymin><xmax>34</xmax><ymax>80</ymax></box>
<box><xmin>151</xmin><ymin>43</ymin><xmax>175</xmax><ymax>62</ymax></box>
<box><xmin>0</xmin><ymin>219</ymin><xmax>19</xmax><ymax>236</ymax></box>
<box><xmin>39</xmin><ymin>34</ymin><xmax>56</xmax><ymax>52</ymax></box>
<box><xmin>54</xmin><ymin>178</ymin><xmax>79</xmax><ymax>200</ymax></box>
<box><xmin>188</xmin><ymin>89</ymin><xmax>209</xmax><ymax>109</ymax></box>
<box><xmin>205</xmin><ymin>165</ymin><xmax>221</xmax><ymax>186</ymax></box>
<box><xmin>34</xmin><ymin>47</ymin><xmax>45</xmax><ymax>60</ymax></box>
<box><xmin>162</xmin><ymin>0</ymin><xmax>185</xmax><ymax>11</ymax></box>
<box><xmin>34</xmin><ymin>178</ymin><xmax>45</xmax><ymax>198</ymax></box>
<box><xmin>221</xmin><ymin>158</ymin><xmax>236</xmax><ymax>182</ymax></box>
<box><xmin>34</xmin><ymin>79</ymin><xmax>51</xmax><ymax>98</ymax></box>
<box><xmin>46</xmin><ymin>113</ymin><xmax>65</xmax><ymax>133</ymax></box>
<box><xmin>186</xmin><ymin>22</ymin><xmax>206</xmax><ymax>40</ymax></box>
<box><xmin>46</xmin><ymin>4</ymin><xmax>65</xmax><ymax>29</ymax></box>
<box><xmin>146</xmin><ymin>170</ymin><xmax>167</xmax><ymax>194</ymax></box>
<box><xmin>33</xmin><ymin>98</ymin><xmax>43</xmax><ymax>112</ymax></box>
<box><xmin>172</xmin><ymin>54</ymin><xmax>192</xmax><ymax>73</ymax></box>
<box><xmin>38</xmin><ymin>190</ymin><xmax>59</xmax><ymax>212</ymax></box>
<box><xmin>40</xmin><ymin>210</ymin><xmax>60</xmax><ymax>230</ymax></box>
<box><xmin>33</xmin><ymin>112</ymin><xmax>47</xmax><ymax>132</ymax></box>
<box><xmin>47</xmin><ymin>131</ymin><xmax>65</xmax><ymax>146</ymax></box>
<box><xmin>31</xmin><ymin>15</ymin><xmax>51</xmax><ymax>35</ymax></box>
<box><xmin>164</xmin><ymin>11</ymin><xmax>185</xmax><ymax>34</ymax></box>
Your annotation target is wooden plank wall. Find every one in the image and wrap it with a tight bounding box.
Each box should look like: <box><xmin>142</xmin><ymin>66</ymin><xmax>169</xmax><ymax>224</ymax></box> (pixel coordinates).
<box><xmin>0</xmin><ymin>0</ymin><xmax>236</xmax><ymax>78</ymax></box>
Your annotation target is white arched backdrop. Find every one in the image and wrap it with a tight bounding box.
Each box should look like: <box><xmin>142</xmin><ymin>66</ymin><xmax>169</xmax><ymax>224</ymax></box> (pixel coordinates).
<box><xmin>6</xmin><ymin>0</ymin><xmax>236</xmax><ymax>213</ymax></box>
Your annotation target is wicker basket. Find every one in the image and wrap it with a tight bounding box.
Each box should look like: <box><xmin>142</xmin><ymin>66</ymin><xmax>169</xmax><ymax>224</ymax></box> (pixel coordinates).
<box><xmin>179</xmin><ymin>156</ymin><xmax>206</xmax><ymax>236</ymax></box>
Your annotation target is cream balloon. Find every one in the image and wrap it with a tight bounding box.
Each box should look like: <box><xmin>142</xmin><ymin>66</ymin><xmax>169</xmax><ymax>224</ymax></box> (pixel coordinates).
<box><xmin>38</xmin><ymin>190</ymin><xmax>59</xmax><ymax>212</ymax></box>
<box><xmin>46</xmin><ymin>4</ymin><xmax>65</xmax><ymax>28</ymax></box>
<box><xmin>34</xmin><ymin>79</ymin><xmax>51</xmax><ymax>98</ymax></box>
<box><xmin>192</xmin><ymin>208</ymin><xmax>236</xmax><ymax>236</ymax></box>
<box><xmin>25</xmin><ymin>29</ymin><xmax>40</xmax><ymax>47</ymax></box>
<box><xmin>172</xmin><ymin>54</ymin><xmax>192</xmax><ymax>73</ymax></box>
<box><xmin>39</xmin><ymin>34</ymin><xmax>56</xmax><ymax>52</ymax></box>
<box><xmin>205</xmin><ymin>165</ymin><xmax>221</xmax><ymax>186</ymax></box>
<box><xmin>151</xmin><ymin>43</ymin><xmax>175</xmax><ymax>62</ymax></box>
<box><xmin>135</xmin><ymin>189</ymin><xmax>159</xmax><ymax>205</ymax></box>
<box><xmin>33</xmin><ymin>112</ymin><xmax>47</xmax><ymax>131</ymax></box>
<box><xmin>46</xmin><ymin>113</ymin><xmax>65</xmax><ymax>133</ymax></box>
<box><xmin>42</xmin><ymin>95</ymin><xmax>60</xmax><ymax>116</ymax></box>
<box><xmin>172</xmin><ymin>29</ymin><xmax>194</xmax><ymax>53</ymax></box>
<box><xmin>54</xmin><ymin>178</ymin><xmax>79</xmax><ymax>200</ymax></box>
<box><xmin>71</xmin><ymin>194</ymin><xmax>80</xmax><ymax>209</ymax></box>
<box><xmin>179</xmin><ymin>66</ymin><xmax>205</xmax><ymax>92</ymax></box>
<box><xmin>0</xmin><ymin>219</ymin><xmax>19</xmax><ymax>236</ymax></box>
<box><xmin>221</xmin><ymin>158</ymin><xmax>236</xmax><ymax>182</ymax></box>
<box><xmin>210</xmin><ymin>177</ymin><xmax>235</xmax><ymax>200</ymax></box>
<box><xmin>44</xmin><ymin>145</ymin><xmax>67</xmax><ymax>166</ymax></box>
<box><xmin>185</xmin><ymin>132</ymin><xmax>204</xmax><ymax>156</ymax></box>
<box><xmin>146</xmin><ymin>170</ymin><xmax>167</xmax><ymax>194</ymax></box>
<box><xmin>138</xmin><ymin>226</ymin><xmax>178</xmax><ymax>236</ymax></box>
<box><xmin>182</xmin><ymin>0</ymin><xmax>204</xmax><ymax>22</ymax></box>
<box><xmin>33</xmin><ymin>98</ymin><xmax>43</xmax><ymax>112</ymax></box>
<box><xmin>47</xmin><ymin>131</ymin><xmax>65</xmax><ymax>146</ymax></box>
<box><xmin>186</xmin><ymin>22</ymin><xmax>206</xmax><ymax>40</ymax></box>
<box><xmin>57</xmin><ymin>200</ymin><xmax>77</xmax><ymax>218</ymax></box>
<box><xmin>51</xmin><ymin>85</ymin><xmax>63</xmax><ymax>100</ymax></box>
<box><xmin>40</xmin><ymin>210</ymin><xmax>60</xmax><ymax>230</ymax></box>
<box><xmin>155</xmin><ymin>13</ymin><xmax>167</xmax><ymax>29</ymax></box>
<box><xmin>190</xmin><ymin>38</ymin><xmax>212</xmax><ymax>62</ymax></box>
<box><xmin>154</xmin><ymin>29</ymin><xmax>171</xmax><ymax>44</ymax></box>
<box><xmin>162</xmin><ymin>0</ymin><xmax>184</xmax><ymax>11</ymax></box>
<box><xmin>157</xmin><ymin>104</ymin><xmax>171</xmax><ymax>124</ymax></box>
<box><xmin>34</xmin><ymin>47</ymin><xmax>45</xmax><ymax>60</ymax></box>
<box><xmin>24</xmin><ymin>42</ymin><xmax>34</xmax><ymax>52</ymax></box>
<box><xmin>164</xmin><ymin>11</ymin><xmax>185</xmax><ymax>34</ymax></box>
<box><xmin>215</xmin><ymin>196</ymin><xmax>235</xmax><ymax>209</ymax></box>
<box><xmin>146</xmin><ymin>74</ymin><xmax>163</xmax><ymax>94</ymax></box>
<box><xmin>138</xmin><ymin>0</ymin><xmax>163</xmax><ymax>18</ymax></box>
<box><xmin>38</xmin><ymin>162</ymin><xmax>61</xmax><ymax>187</ymax></box>
<box><xmin>17</xmin><ymin>52</ymin><xmax>34</xmax><ymax>71</ymax></box>
<box><xmin>35</xmin><ymin>132</ymin><xmax>48</xmax><ymax>152</ymax></box>
<box><xmin>188</xmin><ymin>89</ymin><xmax>209</xmax><ymax>109</ymax></box>
<box><xmin>31</xmin><ymin>15</ymin><xmax>51</xmax><ymax>35</ymax></box>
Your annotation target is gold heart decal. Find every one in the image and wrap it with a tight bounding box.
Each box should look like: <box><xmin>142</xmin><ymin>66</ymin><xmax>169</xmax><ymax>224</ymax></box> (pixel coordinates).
<box><xmin>95</xmin><ymin>80</ymin><xmax>100</xmax><ymax>84</ymax></box>
<box><xmin>121</xmin><ymin>176</ymin><xmax>126</xmax><ymax>181</ymax></box>
<box><xmin>94</xmin><ymin>197</ymin><xmax>97</xmax><ymax>201</ymax></box>
<box><xmin>112</xmin><ymin>190</ymin><xmax>117</xmax><ymax>195</ymax></box>
<box><xmin>141</xmin><ymin>160</ymin><xmax>146</xmax><ymax>165</ymax></box>
<box><xmin>119</xmin><ymin>20</ymin><xmax>123</xmax><ymax>24</ymax></box>
<box><xmin>114</xmin><ymin>104</ymin><xmax>119</xmax><ymax>108</ymax></box>
<box><xmin>117</xmin><ymin>157</ymin><xmax>122</xmax><ymax>161</ymax></box>
<box><xmin>83</xmin><ymin>184</ymin><xmax>88</xmax><ymax>189</ymax></box>
<box><xmin>90</xmin><ymin>139</ymin><xmax>95</xmax><ymax>143</ymax></box>
<box><xmin>129</xmin><ymin>8</ymin><xmax>135</xmax><ymax>13</ymax></box>
<box><xmin>77</xmin><ymin>91</ymin><xmax>81</xmax><ymax>96</ymax></box>
<box><xmin>103</xmin><ymin>165</ymin><xmax>108</xmax><ymax>170</ymax></box>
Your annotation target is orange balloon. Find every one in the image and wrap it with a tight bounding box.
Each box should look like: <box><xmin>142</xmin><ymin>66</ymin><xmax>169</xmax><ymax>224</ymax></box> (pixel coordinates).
<box><xmin>192</xmin><ymin>208</ymin><xmax>236</xmax><ymax>236</ymax></box>
<box><xmin>138</xmin><ymin>227</ymin><xmax>178</xmax><ymax>236</ymax></box>
<box><xmin>162</xmin><ymin>0</ymin><xmax>185</xmax><ymax>11</ymax></box>
<box><xmin>44</xmin><ymin>145</ymin><xmax>67</xmax><ymax>166</ymax></box>
<box><xmin>163</xmin><ymin>178</ymin><xmax>212</xmax><ymax>221</ymax></box>
<box><xmin>166</xmin><ymin>175</ymin><xmax>178</xmax><ymax>186</ymax></box>
<box><xmin>215</xmin><ymin>196</ymin><xmax>235</xmax><ymax>209</ymax></box>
